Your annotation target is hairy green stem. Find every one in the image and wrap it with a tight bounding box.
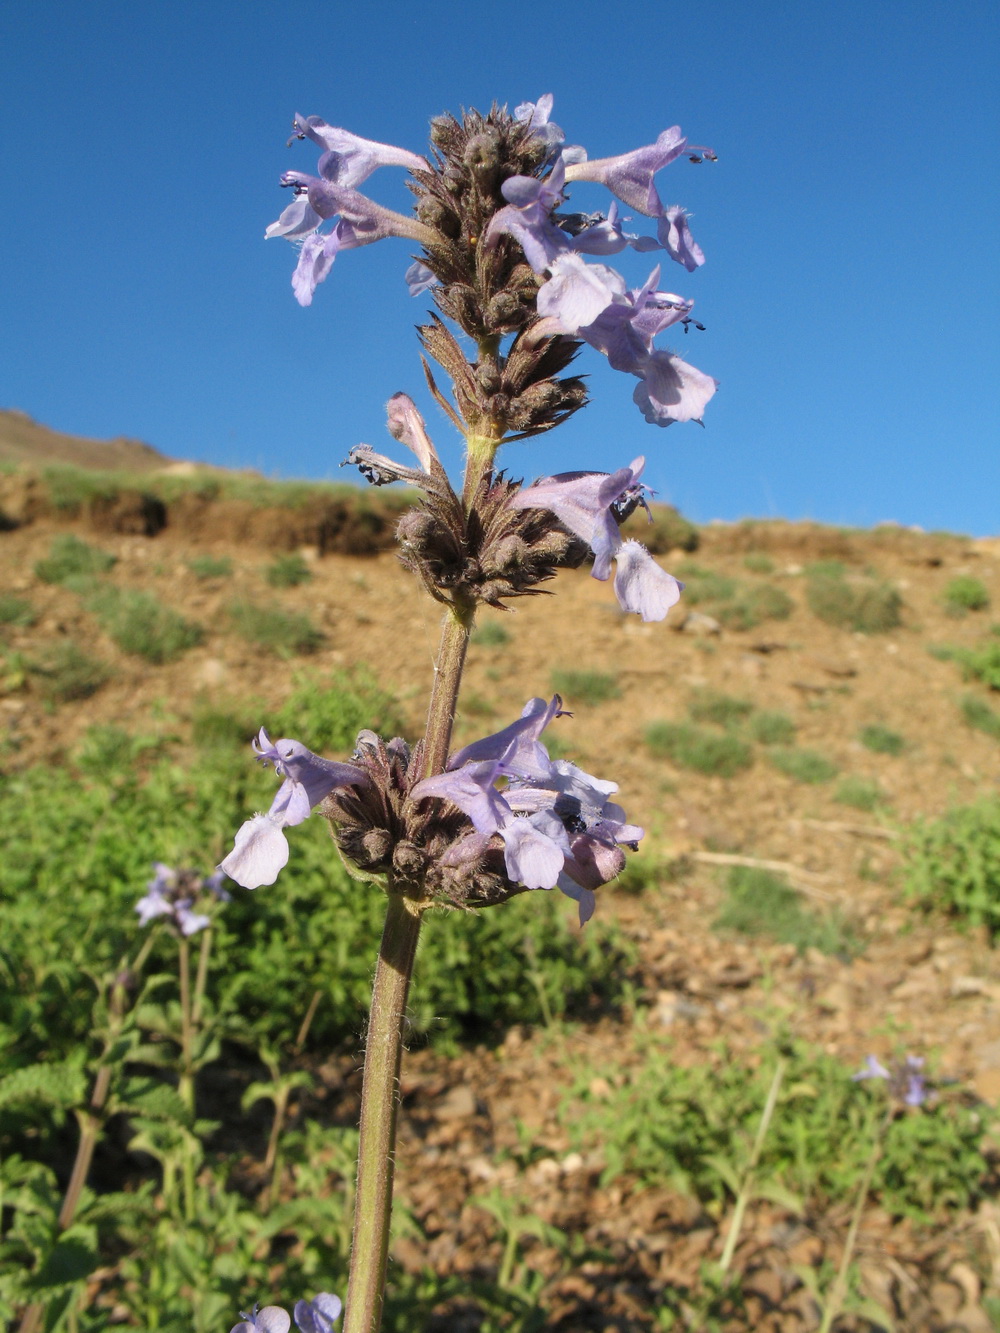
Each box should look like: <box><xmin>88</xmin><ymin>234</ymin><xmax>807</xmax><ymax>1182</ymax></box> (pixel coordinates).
<box><xmin>718</xmin><ymin>1057</ymin><xmax>786</xmax><ymax>1274</ymax></box>
<box><xmin>420</xmin><ymin>603</ymin><xmax>473</xmax><ymax>780</ymax></box>
<box><xmin>343</xmin><ymin>893</ymin><xmax>424</xmax><ymax>1333</ymax></box>
<box><xmin>177</xmin><ymin>938</ymin><xmax>194</xmax><ymax>1115</ymax></box>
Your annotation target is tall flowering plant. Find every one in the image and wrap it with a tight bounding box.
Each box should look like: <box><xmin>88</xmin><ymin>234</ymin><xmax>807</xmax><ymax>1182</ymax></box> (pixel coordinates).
<box><xmin>225</xmin><ymin>95</ymin><xmax>717</xmax><ymax>1333</ymax></box>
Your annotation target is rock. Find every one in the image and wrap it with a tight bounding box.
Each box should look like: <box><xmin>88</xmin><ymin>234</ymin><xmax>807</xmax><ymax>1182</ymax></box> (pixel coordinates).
<box><xmin>929</xmin><ymin>1279</ymin><xmax>963</xmax><ymax>1321</ymax></box>
<box><xmin>436</xmin><ymin>1084</ymin><xmax>476</xmax><ymax>1119</ymax></box>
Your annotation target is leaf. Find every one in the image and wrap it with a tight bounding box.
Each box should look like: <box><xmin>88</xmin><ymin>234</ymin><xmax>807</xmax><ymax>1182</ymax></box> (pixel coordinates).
<box><xmin>0</xmin><ymin>1062</ymin><xmax>87</xmax><ymax>1112</ymax></box>
<box><xmin>113</xmin><ymin>1077</ymin><xmax>192</xmax><ymax>1126</ymax></box>
<box><xmin>26</xmin><ymin>1237</ymin><xmax>99</xmax><ymax>1291</ymax></box>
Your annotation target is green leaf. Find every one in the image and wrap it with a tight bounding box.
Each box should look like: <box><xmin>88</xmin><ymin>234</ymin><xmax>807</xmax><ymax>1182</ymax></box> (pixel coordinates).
<box><xmin>0</xmin><ymin>1062</ymin><xmax>87</xmax><ymax>1112</ymax></box>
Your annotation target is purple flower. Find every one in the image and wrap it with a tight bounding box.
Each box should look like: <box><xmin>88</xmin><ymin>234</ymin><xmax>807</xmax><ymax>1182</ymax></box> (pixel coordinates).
<box><xmin>404</xmin><ymin>259</ymin><xmax>438</xmax><ymax>296</ymax></box>
<box><xmin>219</xmin><ymin>731</ymin><xmax>368</xmax><ymax>890</ymax></box>
<box><xmin>656</xmin><ymin>204</ymin><xmax>705</xmax><ymax>272</ymax></box>
<box><xmin>511</xmin><ymin>458</ymin><xmax>683</xmax><ymax>622</ymax></box>
<box><xmin>852</xmin><ymin>1054</ymin><xmax>928</xmax><ymax>1107</ymax></box>
<box><xmin>563</xmin><ymin>126</ymin><xmax>707</xmax><ymax>216</ymax></box>
<box><xmin>231</xmin><ymin>1306</ymin><xmax>290</xmax><ymax>1333</ymax></box>
<box><xmin>536</xmin><ymin>254</ymin><xmax>716</xmax><ymax>426</ymax></box>
<box><xmin>482</xmin><ymin>154</ymin><xmax>571</xmax><ymax>273</ymax></box>
<box><xmin>293</xmin><ymin>1292</ymin><xmax>343</xmax><ymax>1333</ymax></box>
<box><xmin>287</xmin><ymin>115</ymin><xmax>427</xmax><ymax>187</ymax></box>
<box><xmin>134</xmin><ymin>863</ymin><xmax>218</xmax><ymax>937</ymax></box>
<box><xmin>267</xmin><ymin>115</ymin><xmax>435</xmax><ymax>307</ymax></box>
<box><xmin>411</xmin><ymin>699</ymin><xmax>643</xmax><ymax>921</ymax></box>
<box><xmin>346</xmin><ymin>394</ymin><xmax>451</xmax><ymax>497</ymax></box>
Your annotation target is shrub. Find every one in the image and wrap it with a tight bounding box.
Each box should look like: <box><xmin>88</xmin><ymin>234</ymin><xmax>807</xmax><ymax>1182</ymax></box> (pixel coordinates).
<box><xmin>806</xmin><ymin>570</ymin><xmax>902</xmax><ymax>633</ymax></box>
<box><xmin>550</xmin><ymin>669</ymin><xmax>621</xmax><ymax>706</ymax></box>
<box><xmin>944</xmin><ymin>576</ymin><xmax>990</xmax><ymax>613</ymax></box>
<box><xmin>961</xmin><ymin>694</ymin><xmax>1000</xmax><ymax>740</ymax></box>
<box><xmin>227</xmin><ymin>599</ymin><xmax>323</xmax><ymax>656</ymax></box>
<box><xmin>622</xmin><ymin>504</ymin><xmax>699</xmax><ymax>554</ymax></box>
<box><xmin>687</xmin><ymin>691</ymin><xmax>753</xmax><ymax>727</ymax></box>
<box><xmin>33</xmin><ymin>534</ymin><xmax>116</xmax><ymax>585</ymax></box>
<box><xmin>0</xmin><ymin>595</ymin><xmax>36</xmax><ymax>629</ymax></box>
<box><xmin>859</xmin><ymin>724</ymin><xmax>906</xmax><ymax>755</ymax></box>
<box><xmin>904</xmin><ymin>798</ymin><xmax>1000</xmax><ymax>935</ymax></box>
<box><xmin>28</xmin><ymin>642</ymin><xmax>111</xmax><ymax>702</ymax></box>
<box><xmin>836</xmin><ymin>776</ymin><xmax>885</xmax><ymax>811</ymax></box>
<box><xmin>743</xmin><ymin>553</ymin><xmax>775</xmax><ymax>574</ymax></box>
<box><xmin>471</xmin><ymin>619</ymin><xmax>511</xmax><ymax>648</ymax></box>
<box><xmin>273</xmin><ymin>668</ymin><xmax>405</xmax><ymax>752</ymax></box>
<box><xmin>715</xmin><ymin>866</ymin><xmax>859</xmax><ymax>956</ymax></box>
<box><xmin>768</xmin><ymin>747</ymin><xmax>838</xmax><ymax>783</ymax></box>
<box><xmin>947</xmin><ymin>635</ymin><xmax>1000</xmax><ymax>690</ymax></box>
<box><xmin>645</xmin><ymin>721</ymin><xmax>753</xmax><ymax>777</ymax></box>
<box><xmin>749</xmin><ymin>710</ymin><xmax>797</xmax><ymax>744</ymax></box>
<box><xmin>566</xmin><ymin>1037</ymin><xmax>993</xmax><ymax>1222</ymax></box>
<box><xmin>714</xmin><ymin>582</ymin><xmax>795</xmax><ymax>630</ymax></box>
<box><xmin>266</xmin><ymin>552</ymin><xmax>313</xmax><ymax>588</ymax></box>
<box><xmin>85</xmin><ymin>586</ymin><xmax>203</xmax><ymax>663</ymax></box>
<box><xmin>187</xmin><ymin>554</ymin><xmax>233</xmax><ymax>580</ymax></box>
<box><xmin>676</xmin><ymin>566</ymin><xmax>737</xmax><ymax>605</ymax></box>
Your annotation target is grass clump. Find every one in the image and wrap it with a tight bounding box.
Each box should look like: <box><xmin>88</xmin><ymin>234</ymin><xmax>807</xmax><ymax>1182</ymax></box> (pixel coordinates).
<box><xmin>85</xmin><ymin>586</ymin><xmax>203</xmax><ymax>663</ymax></box>
<box><xmin>904</xmin><ymin>798</ymin><xmax>1000</xmax><ymax>936</ymax></box>
<box><xmin>742</xmin><ymin>553</ymin><xmax>775</xmax><ymax>574</ymax></box>
<box><xmin>33</xmin><ymin>534</ymin><xmax>116</xmax><ymax>585</ymax></box>
<box><xmin>472</xmin><ymin>619</ymin><xmax>511</xmax><ymax>648</ymax></box>
<box><xmin>187</xmin><ymin>554</ymin><xmax>233</xmax><ymax>580</ymax></box>
<box><xmin>0</xmin><ymin>595</ymin><xmax>36</xmax><ymax>629</ymax></box>
<box><xmin>835</xmin><ymin>776</ymin><xmax>885</xmax><ymax>811</ymax></box>
<box><xmin>715</xmin><ymin>866</ymin><xmax>859</xmax><ymax>956</ymax></box>
<box><xmin>550</xmin><ymin>669</ymin><xmax>621</xmax><ymax>706</ymax></box>
<box><xmin>273</xmin><ymin>668</ymin><xmax>404</xmax><ymax>752</ymax></box>
<box><xmin>676</xmin><ymin>565</ymin><xmax>737</xmax><ymax>605</ymax></box>
<box><xmin>806</xmin><ymin>569</ymin><xmax>902</xmax><ymax>633</ymax></box>
<box><xmin>28</xmin><ymin>642</ymin><xmax>111</xmax><ymax>702</ymax></box>
<box><xmin>228</xmin><ymin>599</ymin><xmax>323</xmax><ymax>656</ymax></box>
<box><xmin>646</xmin><ymin>721</ymin><xmax>753</xmax><ymax>777</ymax></box>
<box><xmin>859</xmin><ymin>724</ymin><xmax>906</xmax><ymax>755</ymax></box>
<box><xmin>266</xmin><ymin>552</ymin><xmax>313</xmax><ymax>588</ymax></box>
<box><xmin>622</xmin><ymin>503</ymin><xmax>699</xmax><ymax>554</ymax></box>
<box><xmin>687</xmin><ymin>690</ymin><xmax>753</xmax><ymax>727</ymax></box>
<box><xmin>749</xmin><ymin>710</ymin><xmax>797</xmax><ymax>744</ymax></box>
<box><xmin>944</xmin><ymin>576</ymin><xmax>990</xmax><ymax>614</ymax></box>
<box><xmin>768</xmin><ymin>747</ymin><xmax>838</xmax><ymax>783</ymax></box>
<box><xmin>961</xmin><ymin>694</ymin><xmax>1000</xmax><ymax>740</ymax></box>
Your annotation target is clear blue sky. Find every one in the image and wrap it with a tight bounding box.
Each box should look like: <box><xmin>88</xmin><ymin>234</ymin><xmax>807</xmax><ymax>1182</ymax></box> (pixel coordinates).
<box><xmin>1</xmin><ymin>1</ymin><xmax>997</xmax><ymax>533</ymax></box>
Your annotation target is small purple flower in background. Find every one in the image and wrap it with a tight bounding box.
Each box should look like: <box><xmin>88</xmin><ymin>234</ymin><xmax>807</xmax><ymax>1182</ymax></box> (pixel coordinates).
<box><xmin>134</xmin><ymin>863</ymin><xmax>218</xmax><ymax>937</ymax></box>
<box><xmin>411</xmin><ymin>697</ymin><xmax>643</xmax><ymax>922</ymax></box>
<box><xmin>230</xmin><ymin>1292</ymin><xmax>342</xmax><ymax>1333</ymax></box>
<box><xmin>230</xmin><ymin>1305</ymin><xmax>290</xmax><ymax>1333</ymax></box>
<box><xmin>293</xmin><ymin>1292</ymin><xmax>343</xmax><ymax>1333</ymax></box>
<box><xmin>853</xmin><ymin>1053</ymin><xmax>928</xmax><ymax>1107</ymax></box>
<box><xmin>220</xmin><ymin>731</ymin><xmax>370</xmax><ymax>890</ymax></box>
<box><xmin>511</xmin><ymin>457</ymin><xmax>683</xmax><ymax>622</ymax></box>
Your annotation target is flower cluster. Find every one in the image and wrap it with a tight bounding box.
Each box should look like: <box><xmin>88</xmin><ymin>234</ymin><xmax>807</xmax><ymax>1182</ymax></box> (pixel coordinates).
<box><xmin>268</xmin><ymin>94</ymin><xmax>716</xmax><ymax>431</ymax></box>
<box><xmin>231</xmin><ymin>1292</ymin><xmax>341</xmax><ymax>1333</ymax></box>
<box><xmin>410</xmin><ymin>695</ymin><xmax>643</xmax><ymax>924</ymax></box>
<box><xmin>853</xmin><ymin>1054</ymin><xmax>928</xmax><ymax>1108</ymax></box>
<box><xmin>134</xmin><ymin>863</ymin><xmax>230</xmax><ymax>937</ymax></box>
<box><xmin>218</xmin><ymin>699</ymin><xmax>641</xmax><ymax>924</ymax></box>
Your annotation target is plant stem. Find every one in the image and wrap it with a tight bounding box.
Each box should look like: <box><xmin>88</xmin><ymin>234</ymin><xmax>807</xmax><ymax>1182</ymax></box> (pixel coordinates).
<box><xmin>818</xmin><ymin>1109</ymin><xmax>890</xmax><ymax>1333</ymax></box>
<box><xmin>420</xmin><ymin>603</ymin><xmax>472</xmax><ymax>781</ymax></box>
<box><xmin>177</xmin><ymin>937</ymin><xmax>194</xmax><ymax>1114</ymax></box>
<box><xmin>343</xmin><ymin>893</ymin><xmax>424</xmax><ymax>1333</ymax></box>
<box><xmin>191</xmin><ymin>927</ymin><xmax>212</xmax><ymax>1028</ymax></box>
<box><xmin>718</xmin><ymin>1057</ymin><xmax>786</xmax><ymax>1274</ymax></box>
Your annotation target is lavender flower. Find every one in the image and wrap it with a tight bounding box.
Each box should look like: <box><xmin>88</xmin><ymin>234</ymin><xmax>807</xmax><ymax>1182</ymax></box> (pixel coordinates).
<box><xmin>853</xmin><ymin>1054</ymin><xmax>928</xmax><ymax>1107</ymax></box>
<box><xmin>536</xmin><ymin>254</ymin><xmax>717</xmax><ymax>426</ymax></box>
<box><xmin>293</xmin><ymin>1292</ymin><xmax>343</xmax><ymax>1333</ymax></box>
<box><xmin>134</xmin><ymin>863</ymin><xmax>216</xmax><ymax>937</ymax></box>
<box><xmin>410</xmin><ymin>698</ymin><xmax>643</xmax><ymax>922</ymax></box>
<box><xmin>563</xmin><ymin>126</ymin><xmax>689</xmax><ymax>215</ymax></box>
<box><xmin>482</xmin><ymin>153</ymin><xmax>572</xmax><ymax>273</ymax></box>
<box><xmin>511</xmin><ymin>457</ymin><xmax>683</xmax><ymax>622</ymax></box>
<box><xmin>231</xmin><ymin>1292</ymin><xmax>342</xmax><ymax>1333</ymax></box>
<box><xmin>231</xmin><ymin>1305</ymin><xmax>290</xmax><ymax>1333</ymax></box>
<box><xmin>267</xmin><ymin>116</ymin><xmax>435</xmax><ymax>306</ymax></box>
<box><xmin>219</xmin><ymin>731</ymin><xmax>369</xmax><ymax>890</ymax></box>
